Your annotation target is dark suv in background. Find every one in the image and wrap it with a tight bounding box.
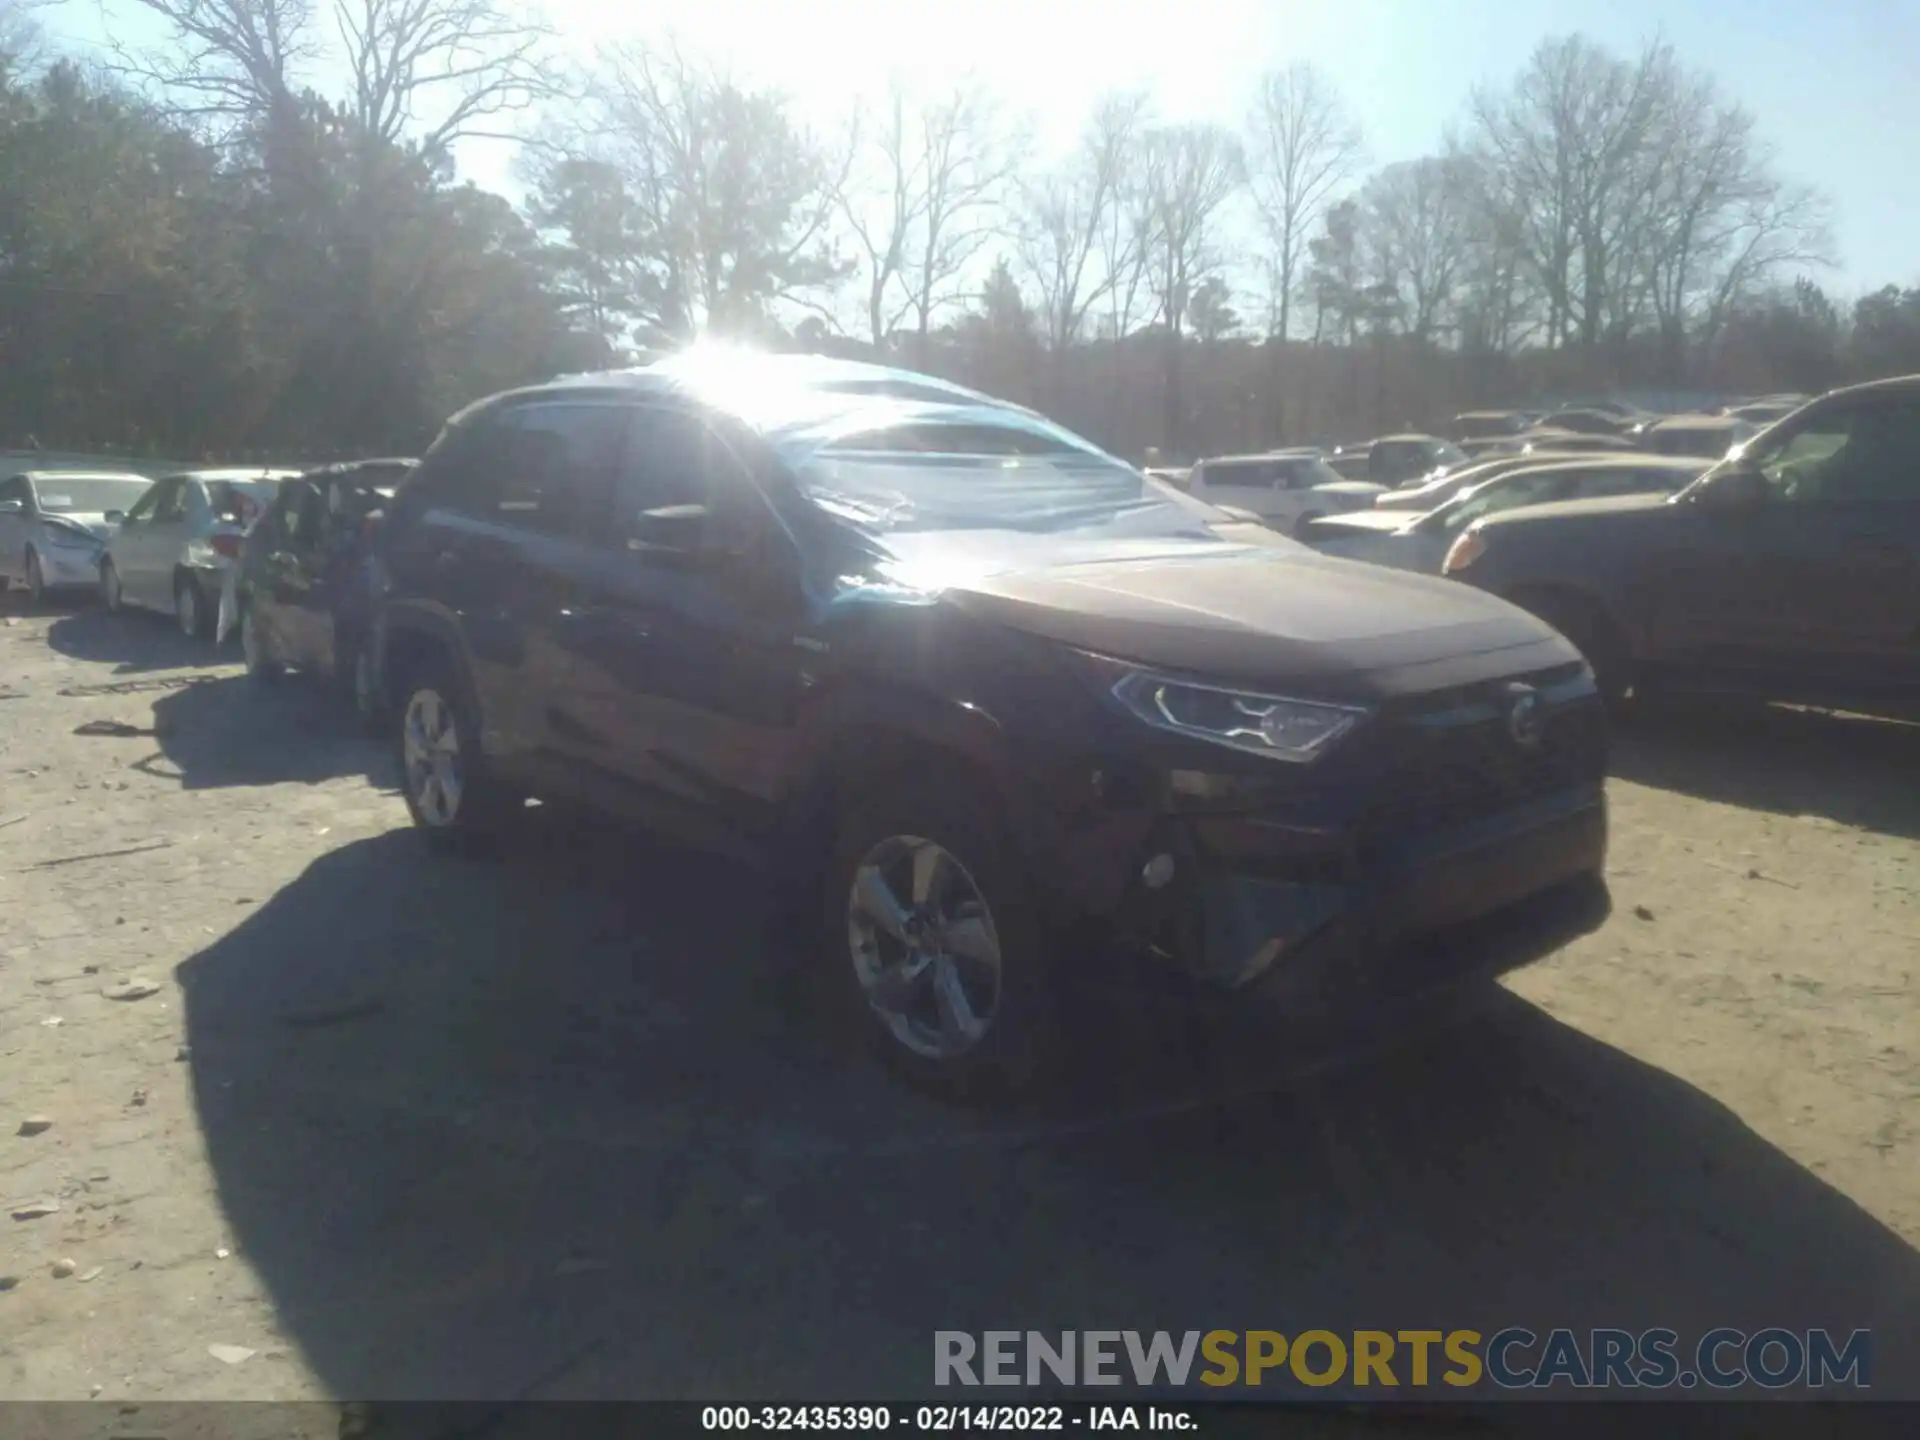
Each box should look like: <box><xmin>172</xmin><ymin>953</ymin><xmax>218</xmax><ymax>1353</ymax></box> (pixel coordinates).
<box><xmin>1442</xmin><ymin>375</ymin><xmax>1920</xmax><ymax>716</ymax></box>
<box><xmin>368</xmin><ymin>352</ymin><xmax>1610</xmax><ymax>1098</ymax></box>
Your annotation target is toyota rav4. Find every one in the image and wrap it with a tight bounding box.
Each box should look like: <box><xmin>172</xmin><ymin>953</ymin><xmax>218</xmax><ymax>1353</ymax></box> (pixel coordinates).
<box><xmin>367</xmin><ymin>350</ymin><xmax>1610</xmax><ymax>1098</ymax></box>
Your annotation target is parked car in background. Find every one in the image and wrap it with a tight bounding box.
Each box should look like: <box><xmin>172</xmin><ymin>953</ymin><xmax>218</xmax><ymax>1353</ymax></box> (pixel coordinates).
<box><xmin>1511</xmin><ymin>428</ymin><xmax>1631</xmax><ymax>455</ymax></box>
<box><xmin>1373</xmin><ymin>449</ymin><xmax>1594</xmax><ymax>511</ymax></box>
<box><xmin>0</xmin><ymin>470</ymin><xmax>152</xmax><ymax>608</ymax></box>
<box><xmin>1722</xmin><ymin>395</ymin><xmax>1807</xmax><ymax>427</ymax></box>
<box><xmin>1451</xmin><ymin>410</ymin><xmax>1530</xmax><ymax>441</ymax></box>
<box><xmin>1439</xmin><ymin>376</ymin><xmax>1920</xmax><ymax>712</ymax></box>
<box><xmin>1331</xmin><ymin>434</ymin><xmax>1472</xmax><ymax>487</ymax></box>
<box><xmin>1188</xmin><ymin>448</ymin><xmax>1380</xmax><ymax>535</ymax></box>
<box><xmin>1539</xmin><ymin>407</ymin><xmax>1638</xmax><ymax>437</ymax></box>
<box><xmin>99</xmin><ymin>468</ymin><xmax>301</xmax><ymax>636</ymax></box>
<box><xmin>1639</xmin><ymin>413</ymin><xmax>1756</xmax><ymax>460</ymax></box>
<box><xmin>220</xmin><ymin>459</ymin><xmax>416</xmax><ymax>714</ymax></box>
<box><xmin>369</xmin><ymin>351</ymin><xmax>1609</xmax><ymax>1098</ymax></box>
<box><xmin>1308</xmin><ymin>456</ymin><xmax>1708</xmax><ymax>574</ymax></box>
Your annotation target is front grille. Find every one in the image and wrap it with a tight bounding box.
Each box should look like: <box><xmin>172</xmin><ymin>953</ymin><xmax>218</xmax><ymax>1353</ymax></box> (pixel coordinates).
<box><xmin>1359</xmin><ymin>690</ymin><xmax>1605</xmax><ymax>847</ymax></box>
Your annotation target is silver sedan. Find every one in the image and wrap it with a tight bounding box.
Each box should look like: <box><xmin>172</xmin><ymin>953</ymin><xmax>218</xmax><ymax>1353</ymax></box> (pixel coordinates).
<box><xmin>0</xmin><ymin>470</ymin><xmax>155</xmax><ymax>608</ymax></box>
<box><xmin>99</xmin><ymin>468</ymin><xmax>301</xmax><ymax>638</ymax></box>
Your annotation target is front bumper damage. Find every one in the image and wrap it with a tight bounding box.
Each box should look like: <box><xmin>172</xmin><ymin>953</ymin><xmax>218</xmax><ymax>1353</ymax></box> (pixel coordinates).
<box><xmin>1039</xmin><ymin>669</ymin><xmax>1611</xmax><ymax>1023</ymax></box>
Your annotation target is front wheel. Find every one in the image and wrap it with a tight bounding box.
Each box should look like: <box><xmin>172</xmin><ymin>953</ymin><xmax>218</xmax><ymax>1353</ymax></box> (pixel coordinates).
<box><xmin>1292</xmin><ymin>511</ymin><xmax>1325</xmax><ymax>538</ymax></box>
<box><xmin>824</xmin><ymin>774</ymin><xmax>1053</xmax><ymax>1102</ymax></box>
<box><xmin>100</xmin><ymin>558</ymin><xmax>125</xmax><ymax>614</ymax></box>
<box><xmin>24</xmin><ymin>549</ymin><xmax>46</xmax><ymax>609</ymax></box>
<box><xmin>396</xmin><ymin>655</ymin><xmax>520</xmax><ymax>855</ymax></box>
<box><xmin>1515</xmin><ymin>590</ymin><xmax>1631</xmax><ymax>710</ymax></box>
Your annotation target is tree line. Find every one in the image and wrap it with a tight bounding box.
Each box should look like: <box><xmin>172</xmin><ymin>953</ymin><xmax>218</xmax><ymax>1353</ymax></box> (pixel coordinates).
<box><xmin>4</xmin><ymin>0</ymin><xmax>1920</xmax><ymax>464</ymax></box>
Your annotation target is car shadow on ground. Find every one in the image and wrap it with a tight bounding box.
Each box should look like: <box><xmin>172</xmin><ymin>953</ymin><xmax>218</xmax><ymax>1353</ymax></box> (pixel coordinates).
<box><xmin>127</xmin><ymin>672</ymin><xmax>395</xmax><ymax>791</ymax></box>
<box><xmin>45</xmin><ymin>604</ymin><xmax>224</xmax><ymax>674</ymax></box>
<box><xmin>1611</xmin><ymin>702</ymin><xmax>1920</xmax><ymax>840</ymax></box>
<box><xmin>174</xmin><ymin>822</ymin><xmax>1920</xmax><ymax>1405</ymax></box>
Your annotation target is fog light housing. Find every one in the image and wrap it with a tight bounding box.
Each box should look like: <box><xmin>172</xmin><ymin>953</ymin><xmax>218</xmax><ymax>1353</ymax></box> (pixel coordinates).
<box><xmin>1141</xmin><ymin>853</ymin><xmax>1176</xmax><ymax>890</ymax></box>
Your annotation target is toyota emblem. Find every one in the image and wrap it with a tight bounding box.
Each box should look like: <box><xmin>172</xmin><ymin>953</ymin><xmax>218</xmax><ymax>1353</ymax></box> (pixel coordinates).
<box><xmin>1504</xmin><ymin>683</ymin><xmax>1545</xmax><ymax>748</ymax></box>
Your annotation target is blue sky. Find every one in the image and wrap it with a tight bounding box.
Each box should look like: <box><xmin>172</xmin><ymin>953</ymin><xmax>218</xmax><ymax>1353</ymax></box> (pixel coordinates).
<box><xmin>47</xmin><ymin>0</ymin><xmax>1920</xmax><ymax>295</ymax></box>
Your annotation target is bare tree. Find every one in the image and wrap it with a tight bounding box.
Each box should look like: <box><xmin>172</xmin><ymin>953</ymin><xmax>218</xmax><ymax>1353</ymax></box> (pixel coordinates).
<box><xmin>1136</xmin><ymin>122</ymin><xmax>1241</xmax><ymax>449</ymax></box>
<box><xmin>112</xmin><ymin>0</ymin><xmax>313</xmax><ymax>128</ymax></box>
<box><xmin>901</xmin><ymin>79</ymin><xmax>1027</xmax><ymax>363</ymax></box>
<box><xmin>335</xmin><ymin>0</ymin><xmax>552</xmax><ymax>159</ymax></box>
<box><xmin>833</xmin><ymin>82</ymin><xmax>924</xmax><ymax>349</ymax></box>
<box><xmin>560</xmin><ymin>40</ymin><xmax>849</xmax><ymax>342</ymax></box>
<box><xmin>1245</xmin><ymin>63</ymin><xmax>1362</xmax><ymax>342</ymax></box>
<box><xmin>1636</xmin><ymin>63</ymin><xmax>1830</xmax><ymax>376</ymax></box>
<box><xmin>1013</xmin><ymin>88</ymin><xmax>1147</xmax><ymax>350</ymax></box>
<box><xmin>1</xmin><ymin>0</ymin><xmax>45</xmax><ymax>68</ymax></box>
<box><xmin>1360</xmin><ymin>155</ymin><xmax>1473</xmax><ymax>346</ymax></box>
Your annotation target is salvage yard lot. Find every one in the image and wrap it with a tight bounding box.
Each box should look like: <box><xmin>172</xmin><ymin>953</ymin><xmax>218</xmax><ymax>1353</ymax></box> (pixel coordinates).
<box><xmin>2</xmin><ymin>594</ymin><xmax>1917</xmax><ymax>1404</ymax></box>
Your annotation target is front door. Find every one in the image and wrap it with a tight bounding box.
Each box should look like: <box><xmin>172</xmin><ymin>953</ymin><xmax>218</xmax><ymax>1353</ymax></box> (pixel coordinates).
<box><xmin>119</xmin><ymin>478</ymin><xmax>185</xmax><ymax>608</ymax></box>
<box><xmin>562</xmin><ymin>406</ymin><xmax>803</xmax><ymax>849</ymax></box>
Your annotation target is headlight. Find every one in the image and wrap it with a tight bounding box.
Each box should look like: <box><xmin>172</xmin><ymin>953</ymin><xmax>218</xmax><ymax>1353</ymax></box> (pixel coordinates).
<box><xmin>1111</xmin><ymin>671</ymin><xmax>1369</xmax><ymax>763</ymax></box>
<box><xmin>43</xmin><ymin>525</ymin><xmax>99</xmax><ymax>550</ymax></box>
<box><xmin>1442</xmin><ymin>527</ymin><xmax>1487</xmax><ymax>575</ymax></box>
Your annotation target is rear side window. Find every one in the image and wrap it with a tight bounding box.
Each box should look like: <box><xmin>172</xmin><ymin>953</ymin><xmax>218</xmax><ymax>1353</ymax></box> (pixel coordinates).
<box><xmin>449</xmin><ymin>402</ymin><xmax>632</xmax><ymax>537</ymax></box>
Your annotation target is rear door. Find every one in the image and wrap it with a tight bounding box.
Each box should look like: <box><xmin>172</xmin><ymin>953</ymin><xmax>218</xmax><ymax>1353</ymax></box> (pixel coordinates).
<box><xmin>426</xmin><ymin>399</ymin><xmax>634</xmax><ymax>774</ymax></box>
<box><xmin>125</xmin><ymin>477</ymin><xmax>189</xmax><ymax>607</ymax></box>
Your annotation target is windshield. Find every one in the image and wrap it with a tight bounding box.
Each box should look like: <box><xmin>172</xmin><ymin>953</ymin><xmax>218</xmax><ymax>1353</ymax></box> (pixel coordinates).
<box><xmin>796</xmin><ymin>446</ymin><xmax>1219</xmax><ymax>542</ymax></box>
<box><xmin>33</xmin><ymin>478</ymin><xmax>151</xmax><ymax>514</ymax></box>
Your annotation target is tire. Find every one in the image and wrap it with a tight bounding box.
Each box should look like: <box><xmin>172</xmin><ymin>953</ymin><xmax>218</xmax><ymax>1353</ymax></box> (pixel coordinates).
<box><xmin>349</xmin><ymin>642</ymin><xmax>384</xmax><ymax>735</ymax></box>
<box><xmin>823</xmin><ymin>771</ymin><xmax>1053</xmax><ymax>1102</ymax></box>
<box><xmin>1293</xmin><ymin>511</ymin><xmax>1325</xmax><ymax>538</ymax></box>
<box><xmin>24</xmin><ymin>549</ymin><xmax>45</xmax><ymax>610</ymax></box>
<box><xmin>395</xmin><ymin>652</ymin><xmax>520</xmax><ymax>855</ymax></box>
<box><xmin>1516</xmin><ymin>589</ymin><xmax>1630</xmax><ymax>710</ymax></box>
<box><xmin>240</xmin><ymin>603</ymin><xmax>281</xmax><ymax>681</ymax></box>
<box><xmin>174</xmin><ymin>572</ymin><xmax>212</xmax><ymax>640</ymax></box>
<box><xmin>100</xmin><ymin>558</ymin><xmax>124</xmax><ymax>614</ymax></box>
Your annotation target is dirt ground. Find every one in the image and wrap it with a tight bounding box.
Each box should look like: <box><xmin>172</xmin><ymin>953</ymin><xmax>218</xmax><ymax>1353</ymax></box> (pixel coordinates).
<box><xmin>2</xmin><ymin>591</ymin><xmax>1916</xmax><ymax>1410</ymax></box>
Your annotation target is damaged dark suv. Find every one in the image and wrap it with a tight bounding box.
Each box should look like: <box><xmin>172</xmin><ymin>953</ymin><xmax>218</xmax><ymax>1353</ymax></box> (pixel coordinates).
<box><xmin>369</xmin><ymin>351</ymin><xmax>1610</xmax><ymax>1097</ymax></box>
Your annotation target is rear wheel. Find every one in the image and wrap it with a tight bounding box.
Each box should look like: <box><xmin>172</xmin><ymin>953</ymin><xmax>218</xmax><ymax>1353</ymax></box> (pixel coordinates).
<box><xmin>396</xmin><ymin>653</ymin><xmax>520</xmax><ymax>855</ymax></box>
<box><xmin>824</xmin><ymin>772</ymin><xmax>1053</xmax><ymax>1102</ymax></box>
<box><xmin>240</xmin><ymin>603</ymin><xmax>281</xmax><ymax>680</ymax></box>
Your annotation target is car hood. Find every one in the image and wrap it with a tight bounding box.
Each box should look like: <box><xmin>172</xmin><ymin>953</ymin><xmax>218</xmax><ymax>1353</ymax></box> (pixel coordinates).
<box><xmin>1475</xmin><ymin>489</ymin><xmax>1680</xmax><ymax>533</ymax></box>
<box><xmin>895</xmin><ymin>535</ymin><xmax>1574</xmax><ymax>700</ymax></box>
<box><xmin>1305</xmin><ymin>510</ymin><xmax>1420</xmax><ymax>537</ymax></box>
<box><xmin>39</xmin><ymin>513</ymin><xmax>113</xmax><ymax>542</ymax></box>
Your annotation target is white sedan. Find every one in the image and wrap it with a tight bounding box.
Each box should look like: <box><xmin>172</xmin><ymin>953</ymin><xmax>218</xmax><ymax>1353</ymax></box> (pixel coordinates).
<box><xmin>0</xmin><ymin>470</ymin><xmax>155</xmax><ymax>608</ymax></box>
<box><xmin>99</xmin><ymin>468</ymin><xmax>300</xmax><ymax>637</ymax></box>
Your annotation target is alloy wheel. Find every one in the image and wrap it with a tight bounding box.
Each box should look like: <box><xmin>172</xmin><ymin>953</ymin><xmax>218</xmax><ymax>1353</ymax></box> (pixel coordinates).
<box><xmin>402</xmin><ymin>687</ymin><xmax>463</xmax><ymax>828</ymax></box>
<box><xmin>846</xmin><ymin>835</ymin><xmax>1002</xmax><ymax>1060</ymax></box>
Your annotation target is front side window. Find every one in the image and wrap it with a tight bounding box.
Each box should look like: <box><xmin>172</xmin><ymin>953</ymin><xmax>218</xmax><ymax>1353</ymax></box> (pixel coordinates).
<box><xmin>148</xmin><ymin>480</ymin><xmax>189</xmax><ymax>522</ymax></box>
<box><xmin>1751</xmin><ymin>402</ymin><xmax>1920</xmax><ymax>505</ymax></box>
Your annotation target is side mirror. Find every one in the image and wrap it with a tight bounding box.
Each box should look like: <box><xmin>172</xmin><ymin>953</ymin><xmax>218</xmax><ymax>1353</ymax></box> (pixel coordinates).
<box><xmin>104</xmin><ymin>509</ymin><xmax>126</xmax><ymax>524</ymax></box>
<box><xmin>0</xmin><ymin>499</ymin><xmax>23</xmax><ymax>514</ymax></box>
<box><xmin>627</xmin><ymin>503</ymin><xmax>716</xmax><ymax>561</ymax></box>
